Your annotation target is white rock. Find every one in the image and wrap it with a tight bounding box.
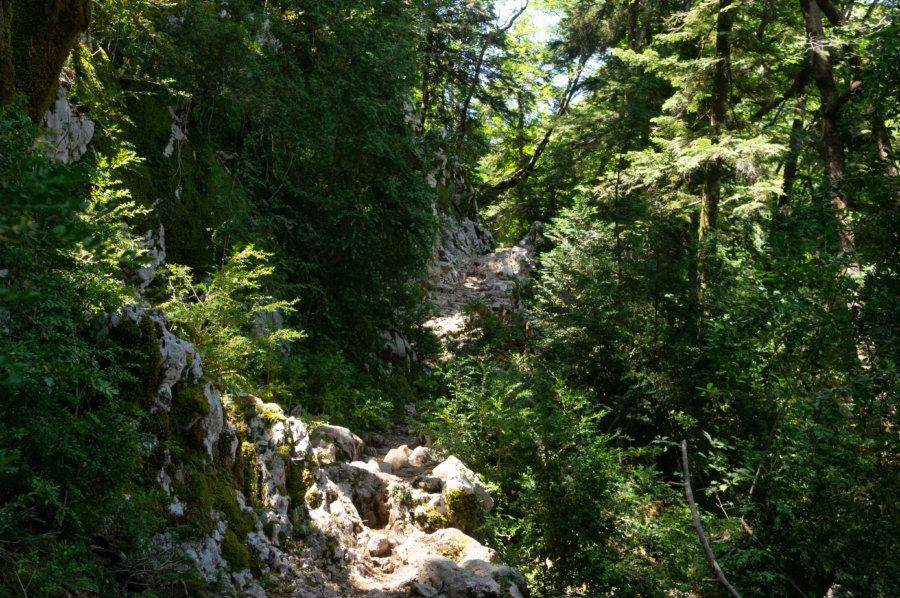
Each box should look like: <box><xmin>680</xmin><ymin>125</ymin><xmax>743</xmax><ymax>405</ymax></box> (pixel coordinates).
<box><xmin>200</xmin><ymin>382</ymin><xmax>224</xmax><ymax>462</ymax></box>
<box><xmin>417</xmin><ymin>555</ymin><xmax>501</xmax><ymax>598</ymax></box>
<box><xmin>134</xmin><ymin>226</ymin><xmax>166</xmax><ymax>291</ymax></box>
<box><xmin>384</xmin><ymin>445</ymin><xmax>411</xmax><ymax>470</ymax></box>
<box><xmin>39</xmin><ymin>84</ymin><xmax>95</xmax><ymax>164</ymax></box>
<box><xmin>311</xmin><ymin>424</ymin><xmax>365</xmax><ymax>462</ymax></box>
<box><xmin>433</xmin><ymin>456</ymin><xmax>494</xmax><ymax>512</ymax></box>
<box><xmin>409</xmin><ymin>446</ymin><xmax>437</xmax><ymax>467</ymax></box>
<box><xmin>367</xmin><ymin>535</ymin><xmax>391</xmax><ymax>557</ymax></box>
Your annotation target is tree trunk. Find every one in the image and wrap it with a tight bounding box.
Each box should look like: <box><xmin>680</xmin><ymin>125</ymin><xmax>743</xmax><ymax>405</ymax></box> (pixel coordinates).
<box><xmin>799</xmin><ymin>0</ymin><xmax>854</xmax><ymax>254</ymax></box>
<box><xmin>8</xmin><ymin>0</ymin><xmax>92</xmax><ymax>122</ymax></box>
<box><xmin>0</xmin><ymin>0</ymin><xmax>13</xmax><ymax>109</ymax></box>
<box><xmin>627</xmin><ymin>0</ymin><xmax>640</xmax><ymax>50</ymax></box>
<box><xmin>697</xmin><ymin>0</ymin><xmax>734</xmax><ymax>327</ymax></box>
<box><xmin>780</xmin><ymin>87</ymin><xmax>810</xmax><ymax>209</ymax></box>
<box><xmin>872</xmin><ymin>116</ymin><xmax>899</xmax><ymax>178</ymax></box>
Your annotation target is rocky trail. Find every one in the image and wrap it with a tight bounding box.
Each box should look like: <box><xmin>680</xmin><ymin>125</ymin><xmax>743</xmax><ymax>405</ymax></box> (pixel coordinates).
<box><xmin>113</xmin><ymin>217</ymin><xmax>541</xmax><ymax>598</ymax></box>
<box><xmin>269</xmin><ymin>220</ymin><xmax>545</xmax><ymax>598</ymax></box>
<box><xmin>424</xmin><ymin>217</ymin><xmax>544</xmax><ymax>340</ymax></box>
<box><xmin>277</xmin><ymin>408</ymin><xmax>526</xmax><ymax>598</ymax></box>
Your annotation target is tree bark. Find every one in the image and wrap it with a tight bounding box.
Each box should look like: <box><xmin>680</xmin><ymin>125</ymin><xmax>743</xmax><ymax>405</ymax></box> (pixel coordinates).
<box><xmin>872</xmin><ymin>116</ymin><xmax>899</xmax><ymax>178</ymax></box>
<box><xmin>8</xmin><ymin>0</ymin><xmax>92</xmax><ymax>121</ymax></box>
<box><xmin>799</xmin><ymin>0</ymin><xmax>855</xmax><ymax>254</ymax></box>
<box><xmin>697</xmin><ymin>0</ymin><xmax>735</xmax><ymax>326</ymax></box>
<box><xmin>0</xmin><ymin>0</ymin><xmax>13</xmax><ymax>109</ymax></box>
<box><xmin>627</xmin><ymin>0</ymin><xmax>640</xmax><ymax>50</ymax></box>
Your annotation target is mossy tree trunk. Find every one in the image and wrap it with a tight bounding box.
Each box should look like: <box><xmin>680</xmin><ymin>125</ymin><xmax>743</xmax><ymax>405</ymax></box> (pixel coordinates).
<box><xmin>0</xmin><ymin>0</ymin><xmax>13</xmax><ymax>108</ymax></box>
<box><xmin>4</xmin><ymin>0</ymin><xmax>91</xmax><ymax>121</ymax></box>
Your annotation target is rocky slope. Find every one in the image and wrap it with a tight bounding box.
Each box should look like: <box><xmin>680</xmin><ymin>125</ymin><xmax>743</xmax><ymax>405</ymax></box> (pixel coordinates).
<box><xmin>425</xmin><ymin>217</ymin><xmax>544</xmax><ymax>340</ymax></box>
<box><xmin>100</xmin><ymin>300</ymin><xmax>526</xmax><ymax>598</ymax></box>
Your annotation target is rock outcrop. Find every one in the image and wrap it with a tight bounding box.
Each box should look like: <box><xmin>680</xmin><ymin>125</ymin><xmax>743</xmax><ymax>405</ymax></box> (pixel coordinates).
<box><xmin>39</xmin><ymin>80</ymin><xmax>95</xmax><ymax>163</ymax></box>
<box><xmin>426</xmin><ymin>217</ymin><xmax>540</xmax><ymax>340</ymax></box>
<box><xmin>103</xmin><ymin>306</ymin><xmax>525</xmax><ymax>597</ymax></box>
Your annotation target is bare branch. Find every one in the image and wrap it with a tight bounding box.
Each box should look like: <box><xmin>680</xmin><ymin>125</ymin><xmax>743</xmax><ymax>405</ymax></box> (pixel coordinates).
<box><xmin>681</xmin><ymin>439</ymin><xmax>742</xmax><ymax>598</ymax></box>
<box><xmin>458</xmin><ymin>1</ymin><xmax>529</xmax><ymax>138</ymax></box>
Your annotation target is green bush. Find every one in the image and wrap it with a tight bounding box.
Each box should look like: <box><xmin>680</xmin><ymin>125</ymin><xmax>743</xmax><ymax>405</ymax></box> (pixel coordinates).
<box><xmin>0</xmin><ymin>104</ymin><xmax>172</xmax><ymax>594</ymax></box>
<box><xmin>424</xmin><ymin>354</ymin><xmax>702</xmax><ymax>596</ymax></box>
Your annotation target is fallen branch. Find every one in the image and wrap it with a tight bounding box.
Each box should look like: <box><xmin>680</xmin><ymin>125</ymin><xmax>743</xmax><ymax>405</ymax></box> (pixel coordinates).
<box><xmin>681</xmin><ymin>439</ymin><xmax>742</xmax><ymax>598</ymax></box>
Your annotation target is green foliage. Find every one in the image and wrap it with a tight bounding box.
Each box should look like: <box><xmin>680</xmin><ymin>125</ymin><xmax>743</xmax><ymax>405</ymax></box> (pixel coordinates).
<box><xmin>0</xmin><ymin>104</ymin><xmax>179</xmax><ymax>594</ymax></box>
<box><xmin>160</xmin><ymin>246</ymin><xmax>305</xmax><ymax>399</ymax></box>
<box><xmin>425</xmin><ymin>354</ymin><xmax>701</xmax><ymax>596</ymax></box>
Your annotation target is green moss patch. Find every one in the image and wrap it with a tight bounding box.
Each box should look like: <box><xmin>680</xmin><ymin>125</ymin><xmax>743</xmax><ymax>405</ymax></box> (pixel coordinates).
<box><xmin>445</xmin><ymin>488</ymin><xmax>479</xmax><ymax>533</ymax></box>
<box><xmin>109</xmin><ymin>314</ymin><xmax>161</xmax><ymax>412</ymax></box>
<box><xmin>221</xmin><ymin>528</ymin><xmax>249</xmax><ymax>570</ymax></box>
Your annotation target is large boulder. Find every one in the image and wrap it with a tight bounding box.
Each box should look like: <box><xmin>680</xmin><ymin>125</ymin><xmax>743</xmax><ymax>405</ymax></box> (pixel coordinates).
<box><xmin>433</xmin><ymin>456</ymin><xmax>494</xmax><ymax>510</ymax></box>
<box><xmin>311</xmin><ymin>424</ymin><xmax>365</xmax><ymax>462</ymax></box>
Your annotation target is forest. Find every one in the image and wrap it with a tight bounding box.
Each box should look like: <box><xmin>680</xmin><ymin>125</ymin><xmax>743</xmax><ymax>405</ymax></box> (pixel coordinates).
<box><xmin>0</xmin><ymin>0</ymin><xmax>898</xmax><ymax>596</ymax></box>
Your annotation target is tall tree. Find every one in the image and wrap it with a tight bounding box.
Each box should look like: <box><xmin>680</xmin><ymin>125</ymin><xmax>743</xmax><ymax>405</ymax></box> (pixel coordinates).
<box><xmin>697</xmin><ymin>0</ymin><xmax>736</xmax><ymax>327</ymax></box>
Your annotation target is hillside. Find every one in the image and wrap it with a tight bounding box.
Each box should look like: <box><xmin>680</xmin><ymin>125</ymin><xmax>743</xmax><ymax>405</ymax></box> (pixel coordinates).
<box><xmin>1</xmin><ymin>1</ymin><xmax>899</xmax><ymax>597</ymax></box>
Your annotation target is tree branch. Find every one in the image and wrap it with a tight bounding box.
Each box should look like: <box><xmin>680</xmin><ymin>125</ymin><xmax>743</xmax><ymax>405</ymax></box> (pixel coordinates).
<box><xmin>489</xmin><ymin>57</ymin><xmax>587</xmax><ymax>193</ymax></box>
<box><xmin>681</xmin><ymin>439</ymin><xmax>742</xmax><ymax>598</ymax></box>
<box><xmin>458</xmin><ymin>1</ymin><xmax>529</xmax><ymax>139</ymax></box>
<box><xmin>752</xmin><ymin>59</ymin><xmax>811</xmax><ymax>121</ymax></box>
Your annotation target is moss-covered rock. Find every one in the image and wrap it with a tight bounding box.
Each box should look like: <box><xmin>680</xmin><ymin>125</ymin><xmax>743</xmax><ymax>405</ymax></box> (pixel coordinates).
<box><xmin>170</xmin><ymin>377</ymin><xmax>213</xmax><ymax>450</ymax></box>
<box><xmin>109</xmin><ymin>313</ymin><xmax>161</xmax><ymax>411</ymax></box>
<box><xmin>414</xmin><ymin>506</ymin><xmax>450</xmax><ymax>533</ymax></box>
<box><xmin>445</xmin><ymin>488</ymin><xmax>479</xmax><ymax>533</ymax></box>
<box><xmin>238</xmin><ymin>442</ymin><xmax>261</xmax><ymax>503</ymax></box>
<box><xmin>221</xmin><ymin>528</ymin><xmax>249</xmax><ymax>570</ymax></box>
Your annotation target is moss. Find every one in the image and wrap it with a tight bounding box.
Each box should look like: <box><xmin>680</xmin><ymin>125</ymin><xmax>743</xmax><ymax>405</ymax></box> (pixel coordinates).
<box><xmin>260</xmin><ymin>403</ymin><xmax>286</xmax><ymax>427</ymax></box>
<box><xmin>305</xmin><ymin>486</ymin><xmax>322</xmax><ymax>510</ymax></box>
<box><xmin>141</xmin><ymin>410</ymin><xmax>174</xmax><ymax>443</ymax></box>
<box><xmin>437</xmin><ymin>536</ymin><xmax>469</xmax><ymax>562</ymax></box>
<box><xmin>167</xmin><ymin>378</ymin><xmax>213</xmax><ymax>454</ymax></box>
<box><xmin>285</xmin><ymin>460</ymin><xmax>312</xmax><ymax>508</ymax></box>
<box><xmin>221</xmin><ymin>528</ymin><xmax>250</xmax><ymax>570</ymax></box>
<box><xmin>217</xmin><ymin>427</ymin><xmax>236</xmax><ymax>465</ymax></box>
<box><xmin>239</xmin><ymin>442</ymin><xmax>262</xmax><ymax>503</ymax></box>
<box><xmin>176</xmin><ymin>465</ymin><xmax>216</xmax><ymax>534</ymax></box>
<box><xmin>172</xmin><ymin>378</ymin><xmax>211</xmax><ymax>424</ymax></box>
<box><xmin>414</xmin><ymin>507</ymin><xmax>449</xmax><ymax>533</ymax></box>
<box><xmin>122</xmin><ymin>82</ymin><xmax>172</xmax><ymax>153</ymax></box>
<box><xmin>445</xmin><ymin>488</ymin><xmax>479</xmax><ymax>533</ymax></box>
<box><xmin>109</xmin><ymin>314</ymin><xmax>161</xmax><ymax>412</ymax></box>
<box><xmin>213</xmin><ymin>483</ymin><xmax>254</xmax><ymax>538</ymax></box>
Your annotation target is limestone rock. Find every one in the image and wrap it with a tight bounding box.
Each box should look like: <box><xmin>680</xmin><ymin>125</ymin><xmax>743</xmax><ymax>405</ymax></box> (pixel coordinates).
<box><xmin>311</xmin><ymin>424</ymin><xmax>365</xmax><ymax>462</ymax></box>
<box><xmin>134</xmin><ymin>226</ymin><xmax>166</xmax><ymax>292</ymax></box>
<box><xmin>384</xmin><ymin>444</ymin><xmax>412</xmax><ymax>470</ymax></box>
<box><xmin>199</xmin><ymin>381</ymin><xmax>224</xmax><ymax>462</ymax></box>
<box><xmin>39</xmin><ymin>84</ymin><xmax>95</xmax><ymax>164</ymax></box>
<box><xmin>367</xmin><ymin>535</ymin><xmax>391</xmax><ymax>557</ymax></box>
<box><xmin>433</xmin><ymin>456</ymin><xmax>494</xmax><ymax>512</ymax></box>
<box><xmin>409</xmin><ymin>445</ymin><xmax>438</xmax><ymax>467</ymax></box>
<box><xmin>425</xmin><ymin>216</ymin><xmax>537</xmax><ymax>341</ymax></box>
